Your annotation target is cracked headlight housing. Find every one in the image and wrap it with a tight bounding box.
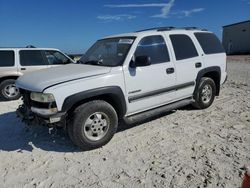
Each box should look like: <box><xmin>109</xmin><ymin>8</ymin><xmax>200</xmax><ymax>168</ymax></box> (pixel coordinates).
<box><xmin>30</xmin><ymin>92</ymin><xmax>55</xmax><ymax>103</ymax></box>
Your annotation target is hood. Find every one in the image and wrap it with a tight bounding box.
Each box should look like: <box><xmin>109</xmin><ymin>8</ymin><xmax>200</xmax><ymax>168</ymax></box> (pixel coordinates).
<box><xmin>16</xmin><ymin>64</ymin><xmax>111</xmax><ymax>92</ymax></box>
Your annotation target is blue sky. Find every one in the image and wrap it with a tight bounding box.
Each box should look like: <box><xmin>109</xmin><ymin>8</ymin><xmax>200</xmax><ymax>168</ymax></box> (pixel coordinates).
<box><xmin>0</xmin><ymin>0</ymin><xmax>249</xmax><ymax>53</ymax></box>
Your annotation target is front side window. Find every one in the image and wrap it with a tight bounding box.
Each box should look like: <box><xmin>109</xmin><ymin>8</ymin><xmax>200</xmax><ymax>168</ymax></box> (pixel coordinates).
<box><xmin>45</xmin><ymin>50</ymin><xmax>72</xmax><ymax>65</ymax></box>
<box><xmin>79</xmin><ymin>37</ymin><xmax>135</xmax><ymax>67</ymax></box>
<box><xmin>135</xmin><ymin>35</ymin><xmax>170</xmax><ymax>64</ymax></box>
<box><xmin>170</xmin><ymin>34</ymin><xmax>198</xmax><ymax>60</ymax></box>
<box><xmin>194</xmin><ymin>32</ymin><xmax>225</xmax><ymax>54</ymax></box>
<box><xmin>0</xmin><ymin>51</ymin><xmax>15</xmax><ymax>67</ymax></box>
<box><xmin>20</xmin><ymin>50</ymin><xmax>47</xmax><ymax>66</ymax></box>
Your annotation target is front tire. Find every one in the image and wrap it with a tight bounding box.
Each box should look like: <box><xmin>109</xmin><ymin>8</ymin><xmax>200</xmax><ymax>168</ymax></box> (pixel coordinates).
<box><xmin>68</xmin><ymin>100</ymin><xmax>118</xmax><ymax>150</ymax></box>
<box><xmin>192</xmin><ymin>77</ymin><xmax>216</xmax><ymax>109</ymax></box>
<box><xmin>0</xmin><ymin>79</ymin><xmax>21</xmax><ymax>101</ymax></box>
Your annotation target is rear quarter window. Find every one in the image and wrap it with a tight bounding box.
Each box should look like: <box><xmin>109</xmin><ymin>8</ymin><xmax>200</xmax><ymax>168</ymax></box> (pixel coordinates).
<box><xmin>0</xmin><ymin>51</ymin><xmax>15</xmax><ymax>67</ymax></box>
<box><xmin>170</xmin><ymin>34</ymin><xmax>198</xmax><ymax>61</ymax></box>
<box><xmin>194</xmin><ymin>32</ymin><xmax>225</xmax><ymax>54</ymax></box>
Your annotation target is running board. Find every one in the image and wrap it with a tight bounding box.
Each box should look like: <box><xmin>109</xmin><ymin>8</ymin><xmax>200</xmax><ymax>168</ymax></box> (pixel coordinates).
<box><xmin>124</xmin><ymin>98</ymin><xmax>193</xmax><ymax>124</ymax></box>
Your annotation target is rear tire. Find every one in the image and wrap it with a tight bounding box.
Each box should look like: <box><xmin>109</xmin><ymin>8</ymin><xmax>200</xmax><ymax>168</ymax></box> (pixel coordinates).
<box><xmin>68</xmin><ymin>100</ymin><xmax>118</xmax><ymax>150</ymax></box>
<box><xmin>0</xmin><ymin>79</ymin><xmax>20</xmax><ymax>101</ymax></box>
<box><xmin>192</xmin><ymin>77</ymin><xmax>216</xmax><ymax>109</ymax></box>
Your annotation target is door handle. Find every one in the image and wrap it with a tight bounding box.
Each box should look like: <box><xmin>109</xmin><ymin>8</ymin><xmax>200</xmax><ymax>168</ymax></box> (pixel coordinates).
<box><xmin>21</xmin><ymin>68</ymin><xmax>26</xmax><ymax>70</ymax></box>
<box><xmin>195</xmin><ymin>62</ymin><xmax>202</xmax><ymax>68</ymax></box>
<box><xmin>166</xmin><ymin>67</ymin><xmax>175</xmax><ymax>74</ymax></box>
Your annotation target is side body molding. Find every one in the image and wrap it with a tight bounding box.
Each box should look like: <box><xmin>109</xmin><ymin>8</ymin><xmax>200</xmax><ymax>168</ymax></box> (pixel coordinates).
<box><xmin>61</xmin><ymin>86</ymin><xmax>127</xmax><ymax>116</ymax></box>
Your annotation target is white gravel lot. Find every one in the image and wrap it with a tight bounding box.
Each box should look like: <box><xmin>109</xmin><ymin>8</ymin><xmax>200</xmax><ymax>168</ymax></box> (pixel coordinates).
<box><xmin>0</xmin><ymin>57</ymin><xmax>249</xmax><ymax>188</ymax></box>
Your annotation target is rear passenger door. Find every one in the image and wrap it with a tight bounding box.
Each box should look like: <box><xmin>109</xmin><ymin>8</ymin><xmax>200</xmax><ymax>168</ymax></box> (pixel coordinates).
<box><xmin>168</xmin><ymin>34</ymin><xmax>202</xmax><ymax>99</ymax></box>
<box><xmin>124</xmin><ymin>35</ymin><xmax>176</xmax><ymax>115</ymax></box>
<box><xmin>44</xmin><ymin>50</ymin><xmax>73</xmax><ymax>67</ymax></box>
<box><xmin>18</xmin><ymin>50</ymin><xmax>49</xmax><ymax>74</ymax></box>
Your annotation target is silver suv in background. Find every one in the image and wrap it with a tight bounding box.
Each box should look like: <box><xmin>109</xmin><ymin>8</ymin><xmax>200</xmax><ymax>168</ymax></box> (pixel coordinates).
<box><xmin>0</xmin><ymin>48</ymin><xmax>74</xmax><ymax>100</ymax></box>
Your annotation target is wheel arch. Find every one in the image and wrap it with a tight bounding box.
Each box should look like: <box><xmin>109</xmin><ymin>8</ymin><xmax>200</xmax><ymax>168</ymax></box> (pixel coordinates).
<box><xmin>62</xmin><ymin>86</ymin><xmax>127</xmax><ymax>119</ymax></box>
<box><xmin>195</xmin><ymin>66</ymin><xmax>221</xmax><ymax>96</ymax></box>
<box><xmin>0</xmin><ymin>76</ymin><xmax>19</xmax><ymax>84</ymax></box>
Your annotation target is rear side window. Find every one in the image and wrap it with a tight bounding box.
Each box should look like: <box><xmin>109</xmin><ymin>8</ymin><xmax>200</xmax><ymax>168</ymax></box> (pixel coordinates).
<box><xmin>170</xmin><ymin>34</ymin><xmax>198</xmax><ymax>60</ymax></box>
<box><xmin>194</xmin><ymin>32</ymin><xmax>225</xmax><ymax>54</ymax></box>
<box><xmin>135</xmin><ymin>35</ymin><xmax>170</xmax><ymax>64</ymax></box>
<box><xmin>20</xmin><ymin>50</ymin><xmax>48</xmax><ymax>66</ymax></box>
<box><xmin>0</xmin><ymin>51</ymin><xmax>15</xmax><ymax>67</ymax></box>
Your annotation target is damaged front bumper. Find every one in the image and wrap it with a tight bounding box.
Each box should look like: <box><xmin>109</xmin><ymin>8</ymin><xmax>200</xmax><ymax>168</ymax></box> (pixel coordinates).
<box><xmin>16</xmin><ymin>89</ymin><xmax>67</xmax><ymax>127</ymax></box>
<box><xmin>16</xmin><ymin>104</ymin><xmax>66</xmax><ymax>127</ymax></box>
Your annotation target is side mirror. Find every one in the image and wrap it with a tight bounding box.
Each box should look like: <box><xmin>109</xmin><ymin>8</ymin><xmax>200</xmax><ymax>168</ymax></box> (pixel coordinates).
<box><xmin>130</xmin><ymin>56</ymin><xmax>151</xmax><ymax>68</ymax></box>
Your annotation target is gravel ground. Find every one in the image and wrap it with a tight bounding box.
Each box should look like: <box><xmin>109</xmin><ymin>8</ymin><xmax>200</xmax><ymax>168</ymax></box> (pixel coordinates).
<box><xmin>0</xmin><ymin>57</ymin><xmax>249</xmax><ymax>188</ymax></box>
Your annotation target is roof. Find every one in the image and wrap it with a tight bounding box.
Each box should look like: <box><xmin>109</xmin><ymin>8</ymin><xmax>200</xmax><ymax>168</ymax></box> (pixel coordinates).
<box><xmin>0</xmin><ymin>47</ymin><xmax>60</xmax><ymax>50</ymax></box>
<box><xmin>104</xmin><ymin>26</ymin><xmax>210</xmax><ymax>39</ymax></box>
<box><xmin>223</xmin><ymin>20</ymin><xmax>250</xmax><ymax>28</ymax></box>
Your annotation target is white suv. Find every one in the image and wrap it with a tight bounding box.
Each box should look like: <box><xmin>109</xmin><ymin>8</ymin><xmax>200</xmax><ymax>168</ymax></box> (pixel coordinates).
<box><xmin>16</xmin><ymin>27</ymin><xmax>227</xmax><ymax>149</ymax></box>
<box><xmin>0</xmin><ymin>47</ymin><xmax>74</xmax><ymax>100</ymax></box>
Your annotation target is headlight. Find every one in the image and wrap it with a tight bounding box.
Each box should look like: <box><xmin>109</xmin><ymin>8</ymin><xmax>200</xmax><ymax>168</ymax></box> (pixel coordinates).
<box><xmin>30</xmin><ymin>92</ymin><xmax>55</xmax><ymax>103</ymax></box>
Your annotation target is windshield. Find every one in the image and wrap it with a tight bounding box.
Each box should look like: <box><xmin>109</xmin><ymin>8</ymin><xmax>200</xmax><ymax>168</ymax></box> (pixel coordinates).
<box><xmin>79</xmin><ymin>37</ymin><xmax>135</xmax><ymax>67</ymax></box>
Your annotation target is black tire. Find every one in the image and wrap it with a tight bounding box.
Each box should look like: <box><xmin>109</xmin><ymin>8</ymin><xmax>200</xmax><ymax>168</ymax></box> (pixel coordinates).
<box><xmin>68</xmin><ymin>100</ymin><xmax>118</xmax><ymax>150</ymax></box>
<box><xmin>192</xmin><ymin>77</ymin><xmax>216</xmax><ymax>109</ymax></box>
<box><xmin>0</xmin><ymin>79</ymin><xmax>21</xmax><ymax>101</ymax></box>
<box><xmin>67</xmin><ymin>119</ymin><xmax>75</xmax><ymax>144</ymax></box>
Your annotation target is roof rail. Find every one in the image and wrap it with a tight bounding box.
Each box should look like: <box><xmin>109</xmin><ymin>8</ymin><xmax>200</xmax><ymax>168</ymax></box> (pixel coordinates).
<box><xmin>136</xmin><ymin>26</ymin><xmax>207</xmax><ymax>32</ymax></box>
<box><xmin>182</xmin><ymin>27</ymin><xmax>208</xmax><ymax>31</ymax></box>
<box><xmin>26</xmin><ymin>45</ymin><xmax>36</xmax><ymax>48</ymax></box>
<box><xmin>157</xmin><ymin>27</ymin><xmax>176</xmax><ymax>31</ymax></box>
<box><xmin>183</xmin><ymin>27</ymin><xmax>199</xmax><ymax>30</ymax></box>
<box><xmin>136</xmin><ymin>27</ymin><xmax>175</xmax><ymax>32</ymax></box>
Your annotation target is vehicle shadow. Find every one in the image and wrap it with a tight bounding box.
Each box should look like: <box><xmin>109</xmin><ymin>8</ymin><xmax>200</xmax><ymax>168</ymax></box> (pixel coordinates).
<box><xmin>0</xmin><ymin>106</ymin><xmax>192</xmax><ymax>153</ymax></box>
<box><xmin>0</xmin><ymin>97</ymin><xmax>8</xmax><ymax>102</ymax></box>
<box><xmin>0</xmin><ymin>111</ymin><xmax>81</xmax><ymax>153</ymax></box>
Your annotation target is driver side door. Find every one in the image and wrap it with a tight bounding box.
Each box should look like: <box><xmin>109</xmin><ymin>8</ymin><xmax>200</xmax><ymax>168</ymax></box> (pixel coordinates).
<box><xmin>123</xmin><ymin>35</ymin><xmax>177</xmax><ymax>115</ymax></box>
